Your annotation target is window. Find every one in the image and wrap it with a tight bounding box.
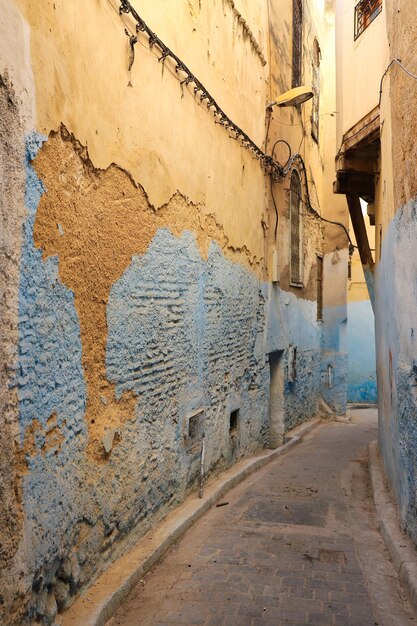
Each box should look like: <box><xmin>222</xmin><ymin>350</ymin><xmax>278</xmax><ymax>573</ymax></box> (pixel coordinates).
<box><xmin>184</xmin><ymin>409</ymin><xmax>205</xmax><ymax>452</ymax></box>
<box><xmin>354</xmin><ymin>0</ymin><xmax>382</xmax><ymax>40</ymax></box>
<box><xmin>292</xmin><ymin>0</ymin><xmax>303</xmax><ymax>88</ymax></box>
<box><xmin>311</xmin><ymin>39</ymin><xmax>321</xmax><ymax>143</ymax></box>
<box><xmin>290</xmin><ymin>170</ymin><xmax>303</xmax><ymax>286</ymax></box>
<box><xmin>316</xmin><ymin>255</ymin><xmax>323</xmax><ymax>321</ymax></box>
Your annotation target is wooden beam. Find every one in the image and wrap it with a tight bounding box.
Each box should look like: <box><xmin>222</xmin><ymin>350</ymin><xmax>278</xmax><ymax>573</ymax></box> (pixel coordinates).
<box><xmin>340</xmin><ymin>107</ymin><xmax>380</xmax><ymax>153</ymax></box>
<box><xmin>346</xmin><ymin>194</ymin><xmax>374</xmax><ymax>271</ymax></box>
<box><xmin>346</xmin><ymin>193</ymin><xmax>375</xmax><ymax>310</ymax></box>
<box><xmin>334</xmin><ymin>171</ymin><xmax>375</xmax><ymax>200</ymax></box>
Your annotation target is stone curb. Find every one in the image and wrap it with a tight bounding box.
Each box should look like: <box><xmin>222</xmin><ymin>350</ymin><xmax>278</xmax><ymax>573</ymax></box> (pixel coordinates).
<box><xmin>369</xmin><ymin>440</ymin><xmax>417</xmax><ymax>615</ymax></box>
<box><xmin>62</xmin><ymin>418</ymin><xmax>322</xmax><ymax>626</ymax></box>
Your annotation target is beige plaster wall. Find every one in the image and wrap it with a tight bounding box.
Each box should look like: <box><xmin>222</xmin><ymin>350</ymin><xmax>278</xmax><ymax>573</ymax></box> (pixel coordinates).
<box><xmin>14</xmin><ymin>0</ymin><xmax>270</xmax><ymax>264</ymax></box>
<box><xmin>267</xmin><ymin>0</ymin><xmax>347</xmax><ymax>308</ymax></box>
<box><xmin>335</xmin><ymin>0</ymin><xmax>389</xmax><ymax>143</ymax></box>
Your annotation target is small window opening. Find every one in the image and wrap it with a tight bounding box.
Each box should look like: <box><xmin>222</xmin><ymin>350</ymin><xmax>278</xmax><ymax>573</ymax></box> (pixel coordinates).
<box><xmin>292</xmin><ymin>0</ymin><xmax>303</xmax><ymax>88</ymax></box>
<box><xmin>317</xmin><ymin>255</ymin><xmax>323</xmax><ymax>321</ymax></box>
<box><xmin>354</xmin><ymin>0</ymin><xmax>382</xmax><ymax>40</ymax></box>
<box><xmin>290</xmin><ymin>170</ymin><xmax>303</xmax><ymax>286</ymax></box>
<box><xmin>229</xmin><ymin>409</ymin><xmax>239</xmax><ymax>435</ymax></box>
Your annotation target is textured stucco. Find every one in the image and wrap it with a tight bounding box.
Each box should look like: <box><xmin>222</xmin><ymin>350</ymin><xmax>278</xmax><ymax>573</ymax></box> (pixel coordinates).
<box><xmin>11</xmin><ymin>132</ymin><xmax>271</xmax><ymax>624</ymax></box>
<box><xmin>385</xmin><ymin>0</ymin><xmax>417</xmax><ymax>210</ymax></box>
<box><xmin>0</xmin><ymin>5</ymin><xmax>39</xmax><ymax>623</ymax></box>
<box><xmin>263</xmin><ymin>283</ymin><xmax>323</xmax><ymax>429</ymax></box>
<box><xmin>32</xmin><ymin>127</ymin><xmax>261</xmax><ymax>461</ymax></box>
<box><xmin>376</xmin><ymin>198</ymin><xmax>417</xmax><ymax>544</ymax></box>
<box><xmin>0</xmin><ymin>71</ymin><xmax>28</xmax><ymax>626</ymax></box>
<box><xmin>0</xmin><ymin>1</ymin><xmax>349</xmax><ymax>622</ymax></box>
<box><xmin>347</xmin><ymin>299</ymin><xmax>377</xmax><ymax>403</ymax></box>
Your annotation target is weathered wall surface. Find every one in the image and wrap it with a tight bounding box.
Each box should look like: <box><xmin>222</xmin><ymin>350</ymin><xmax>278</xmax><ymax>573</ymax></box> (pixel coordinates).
<box><xmin>375</xmin><ymin>199</ymin><xmax>417</xmax><ymax>542</ymax></box>
<box><xmin>352</xmin><ymin>0</ymin><xmax>417</xmax><ymax>543</ymax></box>
<box><xmin>9</xmin><ymin>129</ymin><xmax>270</xmax><ymax>624</ymax></box>
<box><xmin>267</xmin><ymin>0</ymin><xmax>348</xmax><ymax>416</ymax></box>
<box><xmin>384</xmin><ymin>0</ymin><xmax>417</xmax><ymax>210</ymax></box>
<box><xmin>0</xmin><ymin>0</ymin><xmax>344</xmax><ymax>622</ymax></box>
<box><xmin>0</xmin><ymin>1</ymin><xmax>39</xmax><ymax>622</ymax></box>
<box><xmin>369</xmin><ymin>0</ymin><xmax>417</xmax><ymax>545</ymax></box>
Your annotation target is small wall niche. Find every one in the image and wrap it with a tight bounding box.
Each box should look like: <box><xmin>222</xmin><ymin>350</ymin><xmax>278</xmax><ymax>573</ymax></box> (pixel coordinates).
<box><xmin>229</xmin><ymin>409</ymin><xmax>239</xmax><ymax>435</ymax></box>
<box><xmin>184</xmin><ymin>409</ymin><xmax>205</xmax><ymax>452</ymax></box>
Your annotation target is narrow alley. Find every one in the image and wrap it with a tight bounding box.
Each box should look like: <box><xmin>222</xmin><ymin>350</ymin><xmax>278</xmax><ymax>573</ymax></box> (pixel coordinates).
<box><xmin>108</xmin><ymin>409</ymin><xmax>414</xmax><ymax>626</ymax></box>
<box><xmin>3</xmin><ymin>0</ymin><xmax>417</xmax><ymax>624</ymax></box>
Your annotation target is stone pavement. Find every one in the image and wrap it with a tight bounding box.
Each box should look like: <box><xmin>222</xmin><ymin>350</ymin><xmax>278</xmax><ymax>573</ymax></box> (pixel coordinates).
<box><xmin>108</xmin><ymin>409</ymin><xmax>415</xmax><ymax>626</ymax></box>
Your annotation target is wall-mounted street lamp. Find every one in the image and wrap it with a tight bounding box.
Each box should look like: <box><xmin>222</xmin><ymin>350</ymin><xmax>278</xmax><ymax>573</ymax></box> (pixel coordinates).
<box><xmin>267</xmin><ymin>86</ymin><xmax>314</xmax><ymax>110</ymax></box>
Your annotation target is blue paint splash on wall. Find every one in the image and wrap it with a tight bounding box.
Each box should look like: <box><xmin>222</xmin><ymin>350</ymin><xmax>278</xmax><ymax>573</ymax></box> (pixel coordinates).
<box><xmin>18</xmin><ymin>133</ymin><xmax>88</xmax><ymax>573</ymax></box>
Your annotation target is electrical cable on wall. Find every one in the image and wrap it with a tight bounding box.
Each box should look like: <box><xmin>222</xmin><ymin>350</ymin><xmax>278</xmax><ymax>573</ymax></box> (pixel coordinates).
<box><xmin>112</xmin><ymin>0</ymin><xmax>284</xmax><ymax>180</ymax></box>
<box><xmin>114</xmin><ymin>0</ymin><xmax>357</xmax><ymax>252</ymax></box>
<box><xmin>379</xmin><ymin>58</ymin><xmax>417</xmax><ymax>107</ymax></box>
<box><xmin>269</xmin><ymin>142</ymin><xmax>357</xmax><ymax>251</ymax></box>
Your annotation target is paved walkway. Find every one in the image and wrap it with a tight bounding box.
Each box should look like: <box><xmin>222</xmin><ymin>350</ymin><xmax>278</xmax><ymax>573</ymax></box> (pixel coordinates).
<box><xmin>109</xmin><ymin>409</ymin><xmax>415</xmax><ymax>626</ymax></box>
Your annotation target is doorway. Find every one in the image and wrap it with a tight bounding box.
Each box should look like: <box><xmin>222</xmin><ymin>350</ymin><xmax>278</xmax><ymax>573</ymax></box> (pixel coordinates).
<box><xmin>269</xmin><ymin>350</ymin><xmax>285</xmax><ymax>448</ymax></box>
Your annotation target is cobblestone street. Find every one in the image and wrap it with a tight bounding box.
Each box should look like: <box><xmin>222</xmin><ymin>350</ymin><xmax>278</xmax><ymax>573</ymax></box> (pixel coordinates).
<box><xmin>109</xmin><ymin>409</ymin><xmax>415</xmax><ymax>626</ymax></box>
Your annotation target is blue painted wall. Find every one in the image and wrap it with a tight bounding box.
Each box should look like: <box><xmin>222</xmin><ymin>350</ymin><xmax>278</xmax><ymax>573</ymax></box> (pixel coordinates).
<box><xmin>347</xmin><ymin>299</ymin><xmax>377</xmax><ymax>403</ymax></box>
<box><xmin>16</xmin><ymin>134</ymin><xmax>337</xmax><ymax>621</ymax></box>
<box><xmin>376</xmin><ymin>197</ymin><xmax>417</xmax><ymax>545</ymax></box>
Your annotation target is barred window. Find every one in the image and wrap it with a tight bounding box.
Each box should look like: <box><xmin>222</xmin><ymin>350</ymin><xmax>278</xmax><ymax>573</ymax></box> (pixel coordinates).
<box><xmin>290</xmin><ymin>170</ymin><xmax>303</xmax><ymax>286</ymax></box>
<box><xmin>292</xmin><ymin>0</ymin><xmax>303</xmax><ymax>88</ymax></box>
<box><xmin>311</xmin><ymin>39</ymin><xmax>321</xmax><ymax>143</ymax></box>
<box><xmin>354</xmin><ymin>0</ymin><xmax>382</xmax><ymax>40</ymax></box>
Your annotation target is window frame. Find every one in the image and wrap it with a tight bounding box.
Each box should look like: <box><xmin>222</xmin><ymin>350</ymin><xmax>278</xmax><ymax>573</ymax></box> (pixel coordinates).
<box><xmin>292</xmin><ymin>0</ymin><xmax>303</xmax><ymax>88</ymax></box>
<box><xmin>289</xmin><ymin>169</ymin><xmax>303</xmax><ymax>288</ymax></box>
<box><xmin>316</xmin><ymin>253</ymin><xmax>324</xmax><ymax>321</ymax></box>
<box><xmin>354</xmin><ymin>0</ymin><xmax>383</xmax><ymax>41</ymax></box>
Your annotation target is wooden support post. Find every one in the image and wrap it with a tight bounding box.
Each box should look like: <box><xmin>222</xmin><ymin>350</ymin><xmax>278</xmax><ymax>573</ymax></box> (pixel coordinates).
<box><xmin>346</xmin><ymin>193</ymin><xmax>375</xmax><ymax>311</ymax></box>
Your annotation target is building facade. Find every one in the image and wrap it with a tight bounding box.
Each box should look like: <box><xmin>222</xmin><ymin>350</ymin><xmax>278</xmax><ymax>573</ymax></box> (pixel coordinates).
<box><xmin>0</xmin><ymin>0</ymin><xmax>345</xmax><ymax>622</ymax></box>
<box><xmin>335</xmin><ymin>0</ymin><xmax>417</xmax><ymax>544</ymax></box>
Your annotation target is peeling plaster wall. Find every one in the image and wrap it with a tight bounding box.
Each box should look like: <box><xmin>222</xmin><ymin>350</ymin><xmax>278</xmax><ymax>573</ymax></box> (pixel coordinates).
<box><xmin>0</xmin><ymin>0</ymin><xmax>344</xmax><ymax>622</ymax></box>
<box><xmin>364</xmin><ymin>0</ymin><xmax>417</xmax><ymax>546</ymax></box>
<box><xmin>0</xmin><ymin>1</ymin><xmax>39</xmax><ymax>623</ymax></box>
<box><xmin>14</xmin><ymin>134</ymin><xmax>269</xmax><ymax>622</ymax></box>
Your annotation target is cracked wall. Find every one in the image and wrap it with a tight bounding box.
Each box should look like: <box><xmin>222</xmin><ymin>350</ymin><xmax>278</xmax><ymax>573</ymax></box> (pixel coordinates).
<box><xmin>32</xmin><ymin>127</ymin><xmax>260</xmax><ymax>461</ymax></box>
<box><xmin>10</xmin><ymin>129</ymin><xmax>270</xmax><ymax>624</ymax></box>
<box><xmin>0</xmin><ymin>0</ymin><xmax>344</xmax><ymax>622</ymax></box>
